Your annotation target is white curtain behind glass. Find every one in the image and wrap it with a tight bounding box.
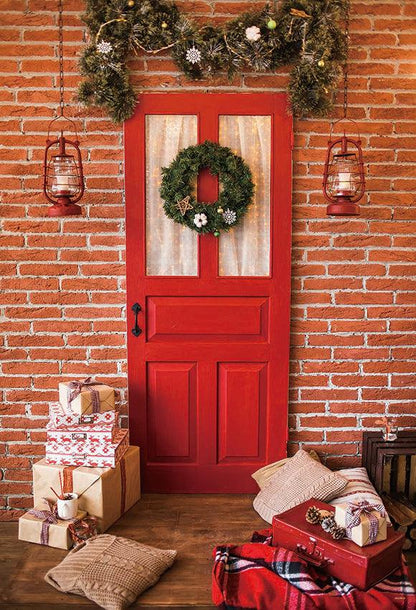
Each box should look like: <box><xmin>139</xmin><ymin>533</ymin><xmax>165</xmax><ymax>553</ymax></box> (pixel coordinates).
<box><xmin>146</xmin><ymin>115</ymin><xmax>198</xmax><ymax>276</ymax></box>
<box><xmin>219</xmin><ymin>116</ymin><xmax>271</xmax><ymax>276</ymax></box>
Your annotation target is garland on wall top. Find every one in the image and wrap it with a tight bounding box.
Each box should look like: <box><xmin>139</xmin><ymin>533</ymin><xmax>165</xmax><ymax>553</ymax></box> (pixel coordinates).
<box><xmin>160</xmin><ymin>140</ymin><xmax>255</xmax><ymax>237</ymax></box>
<box><xmin>78</xmin><ymin>0</ymin><xmax>348</xmax><ymax>123</ymax></box>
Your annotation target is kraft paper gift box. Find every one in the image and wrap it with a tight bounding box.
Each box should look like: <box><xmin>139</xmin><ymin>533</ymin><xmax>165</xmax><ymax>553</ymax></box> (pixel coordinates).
<box><xmin>58</xmin><ymin>380</ymin><xmax>115</xmax><ymax>416</ymax></box>
<box><xmin>49</xmin><ymin>401</ymin><xmax>118</xmax><ymax>429</ymax></box>
<box><xmin>33</xmin><ymin>446</ymin><xmax>141</xmax><ymax>532</ymax></box>
<box><xmin>19</xmin><ymin>503</ymin><xmax>87</xmax><ymax>550</ymax></box>
<box><xmin>335</xmin><ymin>501</ymin><xmax>387</xmax><ymax>547</ymax></box>
<box><xmin>45</xmin><ymin>428</ymin><xmax>129</xmax><ymax>468</ymax></box>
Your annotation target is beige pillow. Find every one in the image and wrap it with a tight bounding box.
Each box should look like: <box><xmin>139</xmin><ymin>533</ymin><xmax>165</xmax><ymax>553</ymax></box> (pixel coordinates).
<box><xmin>253</xmin><ymin>449</ymin><xmax>348</xmax><ymax>523</ymax></box>
<box><xmin>252</xmin><ymin>450</ymin><xmax>321</xmax><ymax>490</ymax></box>
<box><xmin>45</xmin><ymin>534</ymin><xmax>176</xmax><ymax>610</ymax></box>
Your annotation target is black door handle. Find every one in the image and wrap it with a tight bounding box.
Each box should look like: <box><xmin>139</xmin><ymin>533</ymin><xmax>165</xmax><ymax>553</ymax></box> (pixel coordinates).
<box><xmin>131</xmin><ymin>302</ymin><xmax>142</xmax><ymax>336</ymax></box>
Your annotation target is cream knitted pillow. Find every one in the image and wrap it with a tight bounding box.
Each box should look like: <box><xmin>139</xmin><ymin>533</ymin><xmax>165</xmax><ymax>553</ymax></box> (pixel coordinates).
<box><xmin>45</xmin><ymin>534</ymin><xmax>176</xmax><ymax>610</ymax></box>
<box><xmin>253</xmin><ymin>449</ymin><xmax>348</xmax><ymax>523</ymax></box>
<box><xmin>252</xmin><ymin>449</ymin><xmax>321</xmax><ymax>490</ymax></box>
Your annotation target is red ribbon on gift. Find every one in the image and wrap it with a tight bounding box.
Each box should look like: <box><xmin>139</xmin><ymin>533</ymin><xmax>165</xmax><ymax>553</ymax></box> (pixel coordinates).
<box><xmin>67</xmin><ymin>377</ymin><xmax>101</xmax><ymax>413</ymax></box>
<box><xmin>345</xmin><ymin>499</ymin><xmax>386</xmax><ymax>544</ymax></box>
<box><xmin>68</xmin><ymin>515</ymin><xmax>98</xmax><ymax>546</ymax></box>
<box><xmin>28</xmin><ymin>499</ymin><xmax>58</xmax><ymax>546</ymax></box>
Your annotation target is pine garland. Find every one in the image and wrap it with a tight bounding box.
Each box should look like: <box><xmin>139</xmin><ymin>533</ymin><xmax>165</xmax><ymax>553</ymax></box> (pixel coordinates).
<box><xmin>160</xmin><ymin>140</ymin><xmax>254</xmax><ymax>236</ymax></box>
<box><xmin>78</xmin><ymin>0</ymin><xmax>348</xmax><ymax>123</ymax></box>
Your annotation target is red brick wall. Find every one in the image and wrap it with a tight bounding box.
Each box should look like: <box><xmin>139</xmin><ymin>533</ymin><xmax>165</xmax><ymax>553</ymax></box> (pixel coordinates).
<box><xmin>1</xmin><ymin>0</ymin><xmax>415</xmax><ymax>518</ymax></box>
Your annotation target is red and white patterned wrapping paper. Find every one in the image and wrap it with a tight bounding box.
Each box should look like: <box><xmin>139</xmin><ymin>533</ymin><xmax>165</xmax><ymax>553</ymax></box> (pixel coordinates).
<box><xmin>48</xmin><ymin>401</ymin><xmax>118</xmax><ymax>429</ymax></box>
<box><xmin>45</xmin><ymin>429</ymin><xmax>129</xmax><ymax>468</ymax></box>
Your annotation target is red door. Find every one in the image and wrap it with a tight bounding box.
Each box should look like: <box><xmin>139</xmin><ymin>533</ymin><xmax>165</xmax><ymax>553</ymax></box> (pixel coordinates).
<box><xmin>125</xmin><ymin>93</ymin><xmax>292</xmax><ymax>492</ymax></box>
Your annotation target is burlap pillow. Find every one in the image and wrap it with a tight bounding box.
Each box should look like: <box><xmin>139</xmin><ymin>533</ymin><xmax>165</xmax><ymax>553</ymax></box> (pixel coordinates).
<box><xmin>253</xmin><ymin>449</ymin><xmax>348</xmax><ymax>523</ymax></box>
<box><xmin>252</xmin><ymin>449</ymin><xmax>321</xmax><ymax>490</ymax></box>
<box><xmin>45</xmin><ymin>534</ymin><xmax>176</xmax><ymax>610</ymax></box>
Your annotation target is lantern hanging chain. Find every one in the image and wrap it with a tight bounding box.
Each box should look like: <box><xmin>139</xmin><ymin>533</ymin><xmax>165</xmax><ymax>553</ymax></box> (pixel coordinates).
<box><xmin>58</xmin><ymin>0</ymin><xmax>65</xmax><ymax>117</ymax></box>
<box><xmin>343</xmin><ymin>0</ymin><xmax>350</xmax><ymax>120</ymax></box>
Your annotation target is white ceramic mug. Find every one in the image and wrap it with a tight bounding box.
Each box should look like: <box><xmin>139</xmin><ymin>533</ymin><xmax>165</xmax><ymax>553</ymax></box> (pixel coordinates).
<box><xmin>57</xmin><ymin>493</ymin><xmax>78</xmax><ymax>520</ymax></box>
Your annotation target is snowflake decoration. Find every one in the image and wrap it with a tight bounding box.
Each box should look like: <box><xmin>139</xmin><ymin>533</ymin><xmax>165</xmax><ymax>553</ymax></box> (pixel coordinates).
<box><xmin>97</xmin><ymin>40</ymin><xmax>113</xmax><ymax>55</ymax></box>
<box><xmin>186</xmin><ymin>45</ymin><xmax>202</xmax><ymax>64</ymax></box>
<box><xmin>193</xmin><ymin>213</ymin><xmax>208</xmax><ymax>228</ymax></box>
<box><xmin>222</xmin><ymin>208</ymin><xmax>237</xmax><ymax>225</ymax></box>
<box><xmin>245</xmin><ymin>26</ymin><xmax>261</xmax><ymax>42</ymax></box>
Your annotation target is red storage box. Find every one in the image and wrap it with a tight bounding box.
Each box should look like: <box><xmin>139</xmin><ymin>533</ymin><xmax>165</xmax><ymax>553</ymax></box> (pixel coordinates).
<box><xmin>272</xmin><ymin>498</ymin><xmax>404</xmax><ymax>590</ymax></box>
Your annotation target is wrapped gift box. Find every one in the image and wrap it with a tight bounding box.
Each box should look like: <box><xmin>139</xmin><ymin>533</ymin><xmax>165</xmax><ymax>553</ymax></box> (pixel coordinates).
<box><xmin>58</xmin><ymin>380</ymin><xmax>115</xmax><ymax>416</ymax></box>
<box><xmin>45</xmin><ymin>429</ymin><xmax>129</xmax><ymax>468</ymax></box>
<box><xmin>19</xmin><ymin>503</ymin><xmax>87</xmax><ymax>550</ymax></box>
<box><xmin>33</xmin><ymin>446</ymin><xmax>141</xmax><ymax>532</ymax></box>
<box><xmin>272</xmin><ymin>498</ymin><xmax>404</xmax><ymax>590</ymax></box>
<box><xmin>47</xmin><ymin>417</ymin><xmax>119</xmax><ymax>447</ymax></box>
<box><xmin>49</xmin><ymin>401</ymin><xmax>118</xmax><ymax>429</ymax></box>
<box><xmin>334</xmin><ymin>501</ymin><xmax>387</xmax><ymax>547</ymax></box>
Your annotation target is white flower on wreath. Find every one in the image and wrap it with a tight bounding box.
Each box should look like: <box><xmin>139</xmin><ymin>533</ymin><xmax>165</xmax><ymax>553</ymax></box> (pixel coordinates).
<box><xmin>194</xmin><ymin>213</ymin><xmax>208</xmax><ymax>228</ymax></box>
<box><xmin>222</xmin><ymin>208</ymin><xmax>237</xmax><ymax>225</ymax></box>
<box><xmin>186</xmin><ymin>45</ymin><xmax>202</xmax><ymax>64</ymax></box>
<box><xmin>97</xmin><ymin>40</ymin><xmax>113</xmax><ymax>55</ymax></box>
<box><xmin>245</xmin><ymin>26</ymin><xmax>261</xmax><ymax>42</ymax></box>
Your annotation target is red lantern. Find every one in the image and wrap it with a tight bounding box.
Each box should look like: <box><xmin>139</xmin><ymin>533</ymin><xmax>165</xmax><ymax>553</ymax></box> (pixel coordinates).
<box><xmin>43</xmin><ymin>0</ymin><xmax>84</xmax><ymax>217</ymax></box>
<box><xmin>323</xmin><ymin>119</ymin><xmax>365</xmax><ymax>217</ymax></box>
<box><xmin>43</xmin><ymin>119</ymin><xmax>84</xmax><ymax>217</ymax></box>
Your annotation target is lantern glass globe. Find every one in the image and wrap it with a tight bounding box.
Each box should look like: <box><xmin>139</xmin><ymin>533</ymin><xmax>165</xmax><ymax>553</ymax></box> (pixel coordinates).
<box><xmin>327</xmin><ymin>152</ymin><xmax>361</xmax><ymax>199</ymax></box>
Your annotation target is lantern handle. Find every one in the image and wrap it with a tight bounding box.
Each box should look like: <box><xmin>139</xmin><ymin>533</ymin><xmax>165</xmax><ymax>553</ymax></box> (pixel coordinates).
<box><xmin>329</xmin><ymin>118</ymin><xmax>361</xmax><ymax>142</ymax></box>
<box><xmin>47</xmin><ymin>114</ymin><xmax>80</xmax><ymax>143</ymax></box>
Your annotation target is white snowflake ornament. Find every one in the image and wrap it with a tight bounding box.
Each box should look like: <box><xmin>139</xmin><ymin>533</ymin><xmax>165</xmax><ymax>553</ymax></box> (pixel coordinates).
<box><xmin>97</xmin><ymin>40</ymin><xmax>113</xmax><ymax>55</ymax></box>
<box><xmin>222</xmin><ymin>208</ymin><xmax>237</xmax><ymax>225</ymax></box>
<box><xmin>245</xmin><ymin>26</ymin><xmax>261</xmax><ymax>42</ymax></box>
<box><xmin>186</xmin><ymin>45</ymin><xmax>202</xmax><ymax>64</ymax></box>
<box><xmin>193</xmin><ymin>213</ymin><xmax>208</xmax><ymax>228</ymax></box>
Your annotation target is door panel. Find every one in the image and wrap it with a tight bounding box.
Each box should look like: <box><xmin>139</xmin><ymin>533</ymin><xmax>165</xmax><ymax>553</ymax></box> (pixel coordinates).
<box><xmin>218</xmin><ymin>362</ymin><xmax>268</xmax><ymax>463</ymax></box>
<box><xmin>146</xmin><ymin>296</ymin><xmax>269</xmax><ymax>342</ymax></box>
<box><xmin>125</xmin><ymin>93</ymin><xmax>292</xmax><ymax>492</ymax></box>
<box><xmin>147</xmin><ymin>362</ymin><xmax>197</xmax><ymax>462</ymax></box>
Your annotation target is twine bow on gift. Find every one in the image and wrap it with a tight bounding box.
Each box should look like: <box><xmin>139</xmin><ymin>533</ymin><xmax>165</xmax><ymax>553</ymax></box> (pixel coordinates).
<box><xmin>28</xmin><ymin>499</ymin><xmax>58</xmax><ymax>546</ymax></box>
<box><xmin>345</xmin><ymin>500</ymin><xmax>386</xmax><ymax>544</ymax></box>
<box><xmin>67</xmin><ymin>377</ymin><xmax>101</xmax><ymax>413</ymax></box>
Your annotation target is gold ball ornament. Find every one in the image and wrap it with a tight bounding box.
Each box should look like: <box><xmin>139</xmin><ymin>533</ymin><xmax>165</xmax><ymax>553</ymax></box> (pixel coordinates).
<box><xmin>217</xmin><ymin>207</ymin><xmax>224</xmax><ymax>214</ymax></box>
<box><xmin>318</xmin><ymin>59</ymin><xmax>325</xmax><ymax>67</ymax></box>
<box><xmin>267</xmin><ymin>19</ymin><xmax>277</xmax><ymax>30</ymax></box>
<box><xmin>127</xmin><ymin>0</ymin><xmax>135</xmax><ymax>6</ymax></box>
<box><xmin>161</xmin><ymin>21</ymin><xmax>168</xmax><ymax>29</ymax></box>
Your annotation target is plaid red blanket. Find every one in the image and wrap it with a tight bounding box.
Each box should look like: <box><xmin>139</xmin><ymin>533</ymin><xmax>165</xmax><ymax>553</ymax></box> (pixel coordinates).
<box><xmin>212</xmin><ymin>530</ymin><xmax>416</xmax><ymax>610</ymax></box>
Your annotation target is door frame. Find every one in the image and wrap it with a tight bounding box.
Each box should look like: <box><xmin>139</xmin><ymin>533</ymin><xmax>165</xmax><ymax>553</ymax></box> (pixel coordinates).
<box><xmin>125</xmin><ymin>93</ymin><xmax>293</xmax><ymax>490</ymax></box>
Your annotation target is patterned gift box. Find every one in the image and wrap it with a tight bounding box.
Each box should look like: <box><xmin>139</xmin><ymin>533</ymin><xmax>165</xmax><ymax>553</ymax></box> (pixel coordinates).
<box><xmin>18</xmin><ymin>501</ymin><xmax>87</xmax><ymax>550</ymax></box>
<box><xmin>335</xmin><ymin>500</ymin><xmax>387</xmax><ymax>547</ymax></box>
<box><xmin>47</xmin><ymin>417</ymin><xmax>119</xmax><ymax>448</ymax></box>
<box><xmin>49</xmin><ymin>401</ymin><xmax>118</xmax><ymax>429</ymax></box>
<box><xmin>33</xmin><ymin>446</ymin><xmax>141</xmax><ymax>532</ymax></box>
<box><xmin>45</xmin><ymin>429</ymin><xmax>129</xmax><ymax>468</ymax></box>
<box><xmin>58</xmin><ymin>379</ymin><xmax>115</xmax><ymax>416</ymax></box>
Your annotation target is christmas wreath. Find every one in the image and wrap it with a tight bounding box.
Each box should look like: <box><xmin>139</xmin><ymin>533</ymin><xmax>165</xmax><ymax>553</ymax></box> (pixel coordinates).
<box><xmin>160</xmin><ymin>140</ymin><xmax>254</xmax><ymax>236</ymax></box>
<box><xmin>78</xmin><ymin>0</ymin><xmax>348</xmax><ymax>123</ymax></box>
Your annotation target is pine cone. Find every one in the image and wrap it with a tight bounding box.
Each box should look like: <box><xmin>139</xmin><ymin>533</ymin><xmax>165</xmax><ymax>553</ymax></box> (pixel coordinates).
<box><xmin>305</xmin><ymin>506</ymin><xmax>322</xmax><ymax>525</ymax></box>
<box><xmin>321</xmin><ymin>516</ymin><xmax>336</xmax><ymax>532</ymax></box>
<box><xmin>331</xmin><ymin>525</ymin><xmax>346</xmax><ymax>540</ymax></box>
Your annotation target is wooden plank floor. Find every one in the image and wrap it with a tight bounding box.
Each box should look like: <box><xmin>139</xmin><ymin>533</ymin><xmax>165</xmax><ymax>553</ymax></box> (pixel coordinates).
<box><xmin>1</xmin><ymin>494</ymin><xmax>415</xmax><ymax>609</ymax></box>
<box><xmin>0</xmin><ymin>494</ymin><xmax>266</xmax><ymax>609</ymax></box>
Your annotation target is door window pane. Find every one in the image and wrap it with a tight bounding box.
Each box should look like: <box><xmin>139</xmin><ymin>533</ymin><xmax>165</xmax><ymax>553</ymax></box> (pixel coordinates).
<box><xmin>146</xmin><ymin>115</ymin><xmax>198</xmax><ymax>276</ymax></box>
<box><xmin>218</xmin><ymin>116</ymin><xmax>271</xmax><ymax>277</ymax></box>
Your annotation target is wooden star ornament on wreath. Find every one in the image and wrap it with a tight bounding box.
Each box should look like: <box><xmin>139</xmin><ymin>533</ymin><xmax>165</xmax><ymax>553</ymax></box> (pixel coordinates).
<box><xmin>175</xmin><ymin>195</ymin><xmax>193</xmax><ymax>216</ymax></box>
